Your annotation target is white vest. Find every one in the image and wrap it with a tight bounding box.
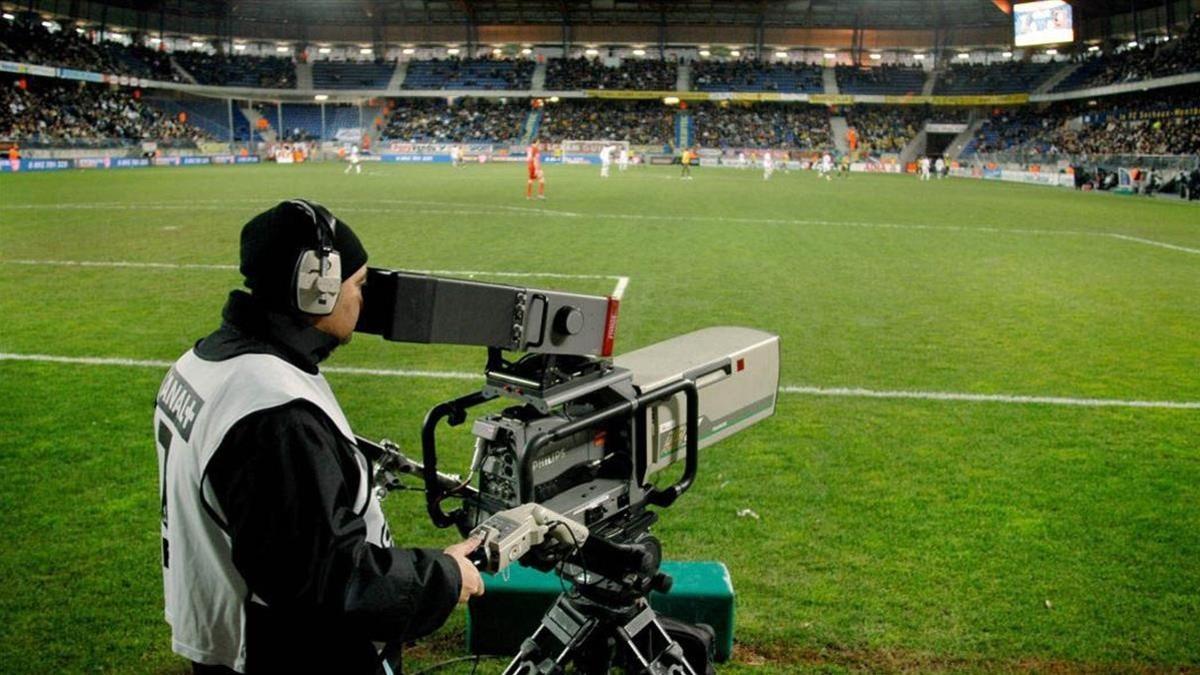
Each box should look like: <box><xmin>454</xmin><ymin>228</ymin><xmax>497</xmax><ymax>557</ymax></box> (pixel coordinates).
<box><xmin>154</xmin><ymin>350</ymin><xmax>391</xmax><ymax>672</ymax></box>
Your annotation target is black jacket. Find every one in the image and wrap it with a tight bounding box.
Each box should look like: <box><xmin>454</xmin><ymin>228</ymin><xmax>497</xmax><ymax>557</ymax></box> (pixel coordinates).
<box><xmin>196</xmin><ymin>291</ymin><xmax>460</xmax><ymax>674</ymax></box>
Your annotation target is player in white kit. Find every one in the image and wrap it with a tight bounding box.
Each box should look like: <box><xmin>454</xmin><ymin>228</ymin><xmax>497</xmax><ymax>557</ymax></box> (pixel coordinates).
<box><xmin>599</xmin><ymin>145</ymin><xmax>614</xmax><ymax>178</ymax></box>
<box><xmin>344</xmin><ymin>145</ymin><xmax>361</xmax><ymax>175</ymax></box>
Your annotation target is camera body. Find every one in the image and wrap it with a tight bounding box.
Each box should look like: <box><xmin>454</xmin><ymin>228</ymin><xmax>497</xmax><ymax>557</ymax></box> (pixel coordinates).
<box><xmin>356</xmin><ymin>268</ymin><xmax>779</xmax><ymax>556</ymax></box>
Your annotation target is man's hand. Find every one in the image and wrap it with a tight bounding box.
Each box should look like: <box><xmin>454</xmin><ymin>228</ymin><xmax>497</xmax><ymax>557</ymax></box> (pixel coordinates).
<box><xmin>444</xmin><ymin>537</ymin><xmax>485</xmax><ymax>603</ymax></box>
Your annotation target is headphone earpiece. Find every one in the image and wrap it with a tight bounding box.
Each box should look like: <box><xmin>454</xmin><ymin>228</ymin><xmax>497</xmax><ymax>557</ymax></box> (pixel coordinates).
<box><xmin>289</xmin><ymin>199</ymin><xmax>341</xmax><ymax>316</ymax></box>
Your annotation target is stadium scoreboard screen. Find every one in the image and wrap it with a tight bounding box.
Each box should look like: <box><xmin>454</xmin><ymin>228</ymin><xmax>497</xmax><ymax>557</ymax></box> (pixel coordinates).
<box><xmin>1013</xmin><ymin>0</ymin><xmax>1074</xmax><ymax>46</ymax></box>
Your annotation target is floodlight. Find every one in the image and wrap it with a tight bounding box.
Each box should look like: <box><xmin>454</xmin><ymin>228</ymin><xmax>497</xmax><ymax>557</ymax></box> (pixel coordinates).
<box><xmin>913</xmin><ymin>53</ymin><xmax>926</xmax><ymax>60</ymax></box>
<box><xmin>447</xmin><ymin>47</ymin><xmax>460</xmax><ymax>55</ymax></box>
<box><xmin>957</xmin><ymin>52</ymin><xmax>970</xmax><ymax>59</ymax></box>
<box><xmin>869</xmin><ymin>53</ymin><xmax>882</xmax><ymax>60</ymax></box>
<box><xmin>1001</xmin><ymin>50</ymin><xmax>1013</xmax><ymax>57</ymax></box>
<box><xmin>1</xmin><ymin>13</ymin><xmax>15</xmax><ymax>20</ymax></box>
<box><xmin>276</xmin><ymin>45</ymin><xmax>290</xmax><ymax>53</ymax></box>
<box><xmin>1127</xmin><ymin>40</ymin><xmax>1139</xmax><ymax>47</ymax></box>
<box><xmin>822</xmin><ymin>52</ymin><xmax>836</xmax><ymax>59</ymax></box>
<box><xmin>774</xmin><ymin>51</ymin><xmax>788</xmax><ymax>58</ymax></box>
<box><xmin>632</xmin><ymin>48</ymin><xmax>646</xmax><ymax>56</ymax></box>
<box><xmin>521</xmin><ymin>48</ymin><xmax>532</xmax><ymax>55</ymax></box>
<box><xmin>1087</xmin><ymin>45</ymin><xmax>1100</xmax><ymax>52</ymax></box>
<box><xmin>318</xmin><ymin>47</ymin><xmax>332</xmax><ymax>54</ymax></box>
<box><xmin>403</xmin><ymin>47</ymin><xmax>416</xmax><ymax>55</ymax></box>
<box><xmin>663</xmin><ymin>96</ymin><xmax>680</xmax><ymax>105</ymax></box>
<box><xmin>191</xmin><ymin>41</ymin><xmax>205</xmax><ymax>48</ymax></box>
<box><xmin>1045</xmin><ymin>48</ymin><xmax>1057</xmax><ymax>55</ymax></box>
<box><xmin>730</xmin><ymin>49</ymin><xmax>741</xmax><ymax>56</ymax></box>
<box><xmin>585</xmin><ymin>48</ymin><xmax>599</xmax><ymax>56</ymax></box>
<box><xmin>699</xmin><ymin>50</ymin><xmax>710</xmax><ymax>57</ymax></box>
<box><xmin>315</xmin><ymin>94</ymin><xmax>329</xmax><ymax>101</ymax></box>
<box><xmin>360</xmin><ymin>47</ymin><xmax>373</xmax><ymax>55</ymax></box>
<box><xmin>233</xmin><ymin>44</ymin><xmax>246</xmax><ymax>51</ymax></box>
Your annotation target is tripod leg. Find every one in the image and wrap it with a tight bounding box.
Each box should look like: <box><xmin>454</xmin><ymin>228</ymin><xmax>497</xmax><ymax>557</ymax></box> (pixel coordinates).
<box><xmin>614</xmin><ymin>606</ymin><xmax>698</xmax><ymax>675</ymax></box>
<box><xmin>503</xmin><ymin>595</ymin><xmax>601</xmax><ymax>675</ymax></box>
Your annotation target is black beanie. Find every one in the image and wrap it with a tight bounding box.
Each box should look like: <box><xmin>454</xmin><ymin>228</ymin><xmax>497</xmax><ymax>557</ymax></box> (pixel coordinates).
<box><xmin>240</xmin><ymin>200</ymin><xmax>368</xmax><ymax>311</ymax></box>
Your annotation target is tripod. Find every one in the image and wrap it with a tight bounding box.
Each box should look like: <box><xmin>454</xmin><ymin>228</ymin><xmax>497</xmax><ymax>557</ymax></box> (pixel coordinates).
<box><xmin>501</xmin><ymin>557</ymin><xmax>699</xmax><ymax>675</ymax></box>
<box><xmin>502</xmin><ymin>593</ymin><xmax>694</xmax><ymax>675</ymax></box>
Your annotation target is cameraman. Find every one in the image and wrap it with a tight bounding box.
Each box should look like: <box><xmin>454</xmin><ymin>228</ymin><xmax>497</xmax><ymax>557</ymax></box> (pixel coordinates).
<box><xmin>154</xmin><ymin>200</ymin><xmax>483</xmax><ymax>674</ymax></box>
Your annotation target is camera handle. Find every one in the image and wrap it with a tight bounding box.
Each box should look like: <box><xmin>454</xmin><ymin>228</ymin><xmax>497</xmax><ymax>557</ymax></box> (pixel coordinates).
<box><xmin>421</xmin><ymin>390</ymin><xmax>498</xmax><ymax>528</ymax></box>
<box><xmin>518</xmin><ymin>379</ymin><xmax>700</xmax><ymax>507</ymax></box>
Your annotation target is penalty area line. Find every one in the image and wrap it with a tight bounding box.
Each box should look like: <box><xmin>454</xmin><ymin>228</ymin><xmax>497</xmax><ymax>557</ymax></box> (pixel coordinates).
<box><xmin>2</xmin><ymin>352</ymin><xmax>1197</xmax><ymax>410</ymax></box>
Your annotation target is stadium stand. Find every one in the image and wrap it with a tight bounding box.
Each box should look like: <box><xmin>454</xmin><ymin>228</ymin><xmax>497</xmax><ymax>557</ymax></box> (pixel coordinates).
<box><xmin>278</xmin><ymin>104</ymin><xmax>323</xmax><ymax>140</ymax></box>
<box><xmin>1052</xmin><ymin>18</ymin><xmax>1200</xmax><ymax>92</ymax></box>
<box><xmin>401</xmin><ymin>58</ymin><xmax>534</xmax><ymax>90</ymax></box>
<box><xmin>691</xmin><ymin>102</ymin><xmax>831</xmax><ymax>150</ymax></box>
<box><xmin>539</xmin><ymin>99</ymin><xmax>674</xmax><ymax>145</ymax></box>
<box><xmin>380</xmin><ymin>98</ymin><xmax>529</xmax><ymax>143</ymax></box>
<box><xmin>0</xmin><ymin>17</ymin><xmax>177</xmax><ymax>81</ymax></box>
<box><xmin>842</xmin><ymin>104</ymin><xmax>929</xmax><ymax>153</ymax></box>
<box><xmin>691</xmin><ymin>60</ymin><xmax>824</xmax><ymax>93</ymax></box>
<box><xmin>934</xmin><ymin>61</ymin><xmax>1057</xmax><ymax>94</ymax></box>
<box><xmin>312</xmin><ymin>61</ymin><xmax>396</xmax><ymax>90</ymax></box>
<box><xmin>146</xmin><ymin>96</ymin><xmax>233</xmax><ymax>140</ymax></box>
<box><xmin>965</xmin><ymin>87</ymin><xmax>1200</xmax><ymax>156</ymax></box>
<box><xmin>0</xmin><ymin>74</ymin><xmax>213</xmax><ymax>147</ymax></box>
<box><xmin>172</xmin><ymin>51</ymin><xmax>295</xmax><ymax>88</ymax></box>
<box><xmin>835</xmin><ymin>64</ymin><xmax>927</xmax><ymax>95</ymax></box>
<box><xmin>544</xmin><ymin>57</ymin><xmax>678</xmax><ymax>90</ymax></box>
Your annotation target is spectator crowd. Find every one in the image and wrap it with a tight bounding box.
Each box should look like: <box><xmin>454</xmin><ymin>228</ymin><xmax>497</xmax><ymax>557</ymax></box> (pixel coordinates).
<box><xmin>0</xmin><ymin>15</ymin><xmax>178</xmax><ymax>81</ymax></box>
<box><xmin>544</xmin><ymin>57</ymin><xmax>678</xmax><ymax>90</ymax></box>
<box><xmin>1</xmin><ymin>75</ymin><xmax>213</xmax><ymax>146</ymax></box>
<box><xmin>691</xmin><ymin>102</ymin><xmax>831</xmax><ymax>150</ymax></box>
<box><xmin>968</xmin><ymin>88</ymin><xmax>1200</xmax><ymax>157</ymax></box>
<box><xmin>842</xmin><ymin>104</ymin><xmax>930</xmax><ymax>153</ymax></box>
<box><xmin>380</xmin><ymin>98</ymin><xmax>528</xmax><ymax>143</ymax></box>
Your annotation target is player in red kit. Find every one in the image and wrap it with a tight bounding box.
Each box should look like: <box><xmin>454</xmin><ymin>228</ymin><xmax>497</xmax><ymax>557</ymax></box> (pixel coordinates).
<box><xmin>526</xmin><ymin>141</ymin><xmax>546</xmax><ymax>200</ymax></box>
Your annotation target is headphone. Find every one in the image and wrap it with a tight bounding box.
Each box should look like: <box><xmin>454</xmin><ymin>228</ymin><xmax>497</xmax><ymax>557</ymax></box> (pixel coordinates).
<box><xmin>289</xmin><ymin>199</ymin><xmax>342</xmax><ymax>316</ymax></box>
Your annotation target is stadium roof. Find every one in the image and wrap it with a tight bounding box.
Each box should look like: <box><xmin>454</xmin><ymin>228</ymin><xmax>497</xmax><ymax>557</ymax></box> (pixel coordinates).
<box><xmin>33</xmin><ymin>0</ymin><xmax>1182</xmax><ymax>30</ymax></box>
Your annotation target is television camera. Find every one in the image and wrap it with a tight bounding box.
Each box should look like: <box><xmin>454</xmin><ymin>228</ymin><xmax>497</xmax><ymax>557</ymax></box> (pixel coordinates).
<box><xmin>354</xmin><ymin>268</ymin><xmax>779</xmax><ymax>674</ymax></box>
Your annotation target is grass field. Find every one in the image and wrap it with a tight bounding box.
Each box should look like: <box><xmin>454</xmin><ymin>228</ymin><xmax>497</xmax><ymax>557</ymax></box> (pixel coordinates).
<box><xmin>1</xmin><ymin>161</ymin><xmax>1198</xmax><ymax>673</ymax></box>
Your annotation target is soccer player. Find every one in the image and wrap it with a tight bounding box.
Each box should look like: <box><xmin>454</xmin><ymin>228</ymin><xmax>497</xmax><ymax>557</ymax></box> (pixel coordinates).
<box><xmin>837</xmin><ymin>153</ymin><xmax>851</xmax><ymax>179</ymax></box>
<box><xmin>934</xmin><ymin>156</ymin><xmax>946</xmax><ymax>180</ymax></box>
<box><xmin>680</xmin><ymin>147</ymin><xmax>694</xmax><ymax>180</ymax></box>
<box><xmin>820</xmin><ymin>151</ymin><xmax>834</xmax><ymax>181</ymax></box>
<box><xmin>599</xmin><ymin>144</ymin><xmax>613</xmax><ymax>178</ymax></box>
<box><xmin>449</xmin><ymin>144</ymin><xmax>462</xmax><ymax>168</ymax></box>
<box><xmin>618</xmin><ymin>147</ymin><xmax>629</xmax><ymax>172</ymax></box>
<box><xmin>526</xmin><ymin>140</ymin><xmax>546</xmax><ymax>199</ymax></box>
<box><xmin>7</xmin><ymin>144</ymin><xmax>18</xmax><ymax>173</ymax></box>
<box><xmin>919</xmin><ymin>155</ymin><xmax>932</xmax><ymax>181</ymax></box>
<box><xmin>762</xmin><ymin>150</ymin><xmax>775</xmax><ymax>181</ymax></box>
<box><xmin>344</xmin><ymin>144</ymin><xmax>361</xmax><ymax>175</ymax></box>
<box><xmin>738</xmin><ymin>151</ymin><xmax>747</xmax><ymax>169</ymax></box>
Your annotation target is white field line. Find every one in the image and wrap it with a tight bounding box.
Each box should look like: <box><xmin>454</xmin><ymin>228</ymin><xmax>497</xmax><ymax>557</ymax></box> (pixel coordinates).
<box><xmin>0</xmin><ymin>259</ymin><xmax>630</xmax><ymax>299</ymax></box>
<box><xmin>2</xmin><ymin>199</ymin><xmax>1195</xmax><ymax>256</ymax></box>
<box><xmin>2</xmin><ymin>352</ymin><xmax>1198</xmax><ymax>410</ymax></box>
<box><xmin>1106</xmin><ymin>234</ymin><xmax>1200</xmax><ymax>256</ymax></box>
<box><xmin>780</xmin><ymin>385</ymin><xmax>1200</xmax><ymax>410</ymax></box>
